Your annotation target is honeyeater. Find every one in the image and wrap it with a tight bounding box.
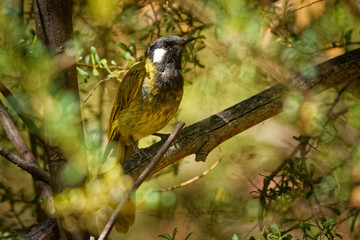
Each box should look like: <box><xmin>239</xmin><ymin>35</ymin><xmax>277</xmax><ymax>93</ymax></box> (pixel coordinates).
<box><xmin>104</xmin><ymin>36</ymin><xmax>197</xmax><ymax>233</ymax></box>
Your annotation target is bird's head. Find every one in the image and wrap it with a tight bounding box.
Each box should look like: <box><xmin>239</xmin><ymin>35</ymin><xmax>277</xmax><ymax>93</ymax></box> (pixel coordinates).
<box><xmin>145</xmin><ymin>35</ymin><xmax>197</xmax><ymax>72</ymax></box>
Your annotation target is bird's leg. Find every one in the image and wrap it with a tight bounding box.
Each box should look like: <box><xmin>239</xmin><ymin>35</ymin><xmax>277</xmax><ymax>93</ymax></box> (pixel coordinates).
<box><xmin>152</xmin><ymin>133</ymin><xmax>169</xmax><ymax>141</ymax></box>
<box><xmin>130</xmin><ymin>136</ymin><xmax>149</xmax><ymax>159</ymax></box>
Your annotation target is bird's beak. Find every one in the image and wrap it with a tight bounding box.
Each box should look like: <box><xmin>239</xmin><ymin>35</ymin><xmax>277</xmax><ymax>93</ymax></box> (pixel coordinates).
<box><xmin>181</xmin><ymin>37</ymin><xmax>197</xmax><ymax>45</ymax></box>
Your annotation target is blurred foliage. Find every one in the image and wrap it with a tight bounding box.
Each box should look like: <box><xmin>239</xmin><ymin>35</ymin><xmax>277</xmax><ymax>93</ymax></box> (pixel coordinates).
<box><xmin>0</xmin><ymin>0</ymin><xmax>360</xmax><ymax>239</ymax></box>
<box><xmin>158</xmin><ymin>227</ymin><xmax>193</xmax><ymax>240</ymax></box>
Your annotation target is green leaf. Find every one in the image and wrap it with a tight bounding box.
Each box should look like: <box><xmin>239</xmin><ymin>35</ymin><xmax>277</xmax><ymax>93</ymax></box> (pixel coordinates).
<box><xmin>259</xmin><ymin>226</ymin><xmax>266</xmax><ymax>240</ymax></box>
<box><xmin>350</xmin><ymin>211</ymin><xmax>359</xmax><ymax>232</ymax></box>
<box><xmin>323</xmin><ymin>218</ymin><xmax>336</xmax><ymax>227</ymax></box>
<box><xmin>85</xmin><ymin>55</ymin><xmax>90</xmax><ymax>65</ymax></box>
<box><xmin>90</xmin><ymin>46</ymin><xmax>97</xmax><ymax>55</ymax></box>
<box><xmin>140</xmin><ymin>33</ymin><xmax>149</xmax><ymax>40</ymax></box>
<box><xmin>171</xmin><ymin>228</ymin><xmax>178</xmax><ymax>239</ymax></box>
<box><xmin>90</xmin><ymin>46</ymin><xmax>100</xmax><ymax>64</ymax></box>
<box><xmin>94</xmin><ymin>53</ymin><xmax>100</xmax><ymax>64</ymax></box>
<box><xmin>267</xmin><ymin>233</ymin><xmax>278</xmax><ymax>239</ymax></box>
<box><xmin>76</xmin><ymin>48</ymin><xmax>84</xmax><ymax>61</ymax></box>
<box><xmin>125</xmin><ymin>52</ymin><xmax>131</xmax><ymax>61</ymax></box>
<box><xmin>271</xmin><ymin>224</ymin><xmax>282</xmax><ymax>235</ymax></box>
<box><xmin>329</xmin><ymin>207</ymin><xmax>341</xmax><ymax>216</ymax></box>
<box><xmin>100</xmin><ymin>58</ymin><xmax>111</xmax><ymax>73</ymax></box>
<box><xmin>76</xmin><ymin>67</ymin><xmax>89</xmax><ymax>79</ymax></box>
<box><xmin>130</xmin><ymin>39</ymin><xmax>136</xmax><ymax>47</ymax></box>
<box><xmin>232</xmin><ymin>234</ymin><xmax>239</xmax><ymax>240</ymax></box>
<box><xmin>335</xmin><ymin>233</ymin><xmax>343</xmax><ymax>239</ymax></box>
<box><xmin>118</xmin><ymin>51</ymin><xmax>125</xmax><ymax>60</ymax></box>
<box><xmin>283</xmin><ymin>234</ymin><xmax>292</xmax><ymax>240</ymax></box>
<box><xmin>184</xmin><ymin>232</ymin><xmax>193</xmax><ymax>240</ymax></box>
<box><xmin>92</xmin><ymin>67</ymin><xmax>99</xmax><ymax>77</ymax></box>
<box><xmin>158</xmin><ymin>233</ymin><xmax>172</xmax><ymax>240</ymax></box>
<box><xmin>182</xmin><ymin>68</ymin><xmax>191</xmax><ymax>74</ymax></box>
<box><xmin>119</xmin><ymin>42</ymin><xmax>131</xmax><ymax>53</ymax></box>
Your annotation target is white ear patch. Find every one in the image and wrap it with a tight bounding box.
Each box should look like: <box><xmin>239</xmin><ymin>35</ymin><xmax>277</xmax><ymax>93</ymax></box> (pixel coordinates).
<box><xmin>153</xmin><ymin>48</ymin><xmax>167</xmax><ymax>63</ymax></box>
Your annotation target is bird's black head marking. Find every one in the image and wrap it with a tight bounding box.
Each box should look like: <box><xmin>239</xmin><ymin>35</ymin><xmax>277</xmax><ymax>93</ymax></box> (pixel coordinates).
<box><xmin>146</xmin><ymin>36</ymin><xmax>197</xmax><ymax>72</ymax></box>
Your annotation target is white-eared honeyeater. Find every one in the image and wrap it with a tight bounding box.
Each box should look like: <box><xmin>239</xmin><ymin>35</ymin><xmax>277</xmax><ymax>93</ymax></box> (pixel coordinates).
<box><xmin>104</xmin><ymin>36</ymin><xmax>197</xmax><ymax>233</ymax></box>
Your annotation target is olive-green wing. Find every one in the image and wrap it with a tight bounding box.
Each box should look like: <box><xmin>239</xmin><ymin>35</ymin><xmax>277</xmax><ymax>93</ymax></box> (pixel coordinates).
<box><xmin>107</xmin><ymin>61</ymin><xmax>146</xmax><ymax>141</ymax></box>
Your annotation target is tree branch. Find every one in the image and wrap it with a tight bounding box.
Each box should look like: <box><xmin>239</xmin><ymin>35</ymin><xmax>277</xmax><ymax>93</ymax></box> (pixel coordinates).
<box><xmin>22</xmin><ymin>218</ymin><xmax>59</xmax><ymax>240</ymax></box>
<box><xmin>122</xmin><ymin>48</ymin><xmax>360</xmax><ymax>179</ymax></box>
<box><xmin>98</xmin><ymin>122</ymin><xmax>185</xmax><ymax>240</ymax></box>
<box><xmin>0</xmin><ymin>101</ymin><xmax>55</xmax><ymax>214</ymax></box>
<box><xmin>0</xmin><ymin>145</ymin><xmax>50</xmax><ymax>183</ymax></box>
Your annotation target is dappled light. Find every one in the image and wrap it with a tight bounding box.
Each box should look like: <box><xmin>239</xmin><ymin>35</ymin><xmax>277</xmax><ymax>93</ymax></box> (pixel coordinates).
<box><xmin>0</xmin><ymin>0</ymin><xmax>360</xmax><ymax>239</ymax></box>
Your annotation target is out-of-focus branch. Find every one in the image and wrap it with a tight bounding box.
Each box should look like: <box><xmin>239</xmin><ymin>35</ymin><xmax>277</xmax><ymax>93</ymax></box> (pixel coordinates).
<box><xmin>122</xmin><ymin>48</ymin><xmax>360</xmax><ymax>179</ymax></box>
<box><xmin>158</xmin><ymin>147</ymin><xmax>222</xmax><ymax>192</ymax></box>
<box><xmin>0</xmin><ymin>145</ymin><xmax>50</xmax><ymax>183</ymax></box>
<box><xmin>98</xmin><ymin>122</ymin><xmax>185</xmax><ymax>240</ymax></box>
<box><xmin>0</xmin><ymin>101</ymin><xmax>54</xmax><ymax>214</ymax></box>
<box><xmin>0</xmin><ymin>101</ymin><xmax>42</xmax><ymax>168</ymax></box>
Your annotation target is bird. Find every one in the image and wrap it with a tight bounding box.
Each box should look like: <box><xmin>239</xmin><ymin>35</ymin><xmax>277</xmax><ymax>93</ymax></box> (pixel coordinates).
<box><xmin>104</xmin><ymin>35</ymin><xmax>197</xmax><ymax>233</ymax></box>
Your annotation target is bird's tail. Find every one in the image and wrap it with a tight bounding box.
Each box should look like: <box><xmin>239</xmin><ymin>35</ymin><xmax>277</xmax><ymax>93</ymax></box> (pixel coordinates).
<box><xmin>103</xmin><ymin>140</ymin><xmax>136</xmax><ymax>163</ymax></box>
<box><xmin>103</xmin><ymin>140</ymin><xmax>137</xmax><ymax>233</ymax></box>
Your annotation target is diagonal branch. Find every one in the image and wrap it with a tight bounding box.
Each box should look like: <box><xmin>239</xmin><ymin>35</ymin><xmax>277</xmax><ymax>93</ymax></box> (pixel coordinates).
<box><xmin>98</xmin><ymin>121</ymin><xmax>185</xmax><ymax>240</ymax></box>
<box><xmin>0</xmin><ymin>145</ymin><xmax>50</xmax><ymax>183</ymax></box>
<box><xmin>0</xmin><ymin>100</ymin><xmax>55</xmax><ymax>214</ymax></box>
<box><xmin>0</xmin><ymin>101</ymin><xmax>43</xmax><ymax>169</ymax></box>
<box><xmin>122</xmin><ymin>48</ymin><xmax>360</xmax><ymax>179</ymax></box>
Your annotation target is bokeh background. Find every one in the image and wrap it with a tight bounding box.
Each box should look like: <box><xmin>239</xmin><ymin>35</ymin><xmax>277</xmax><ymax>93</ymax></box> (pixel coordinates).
<box><xmin>1</xmin><ymin>0</ymin><xmax>360</xmax><ymax>239</ymax></box>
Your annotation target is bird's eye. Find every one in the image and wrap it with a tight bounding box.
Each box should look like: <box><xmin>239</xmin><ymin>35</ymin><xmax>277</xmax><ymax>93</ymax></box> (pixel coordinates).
<box><xmin>162</xmin><ymin>43</ymin><xmax>169</xmax><ymax>50</ymax></box>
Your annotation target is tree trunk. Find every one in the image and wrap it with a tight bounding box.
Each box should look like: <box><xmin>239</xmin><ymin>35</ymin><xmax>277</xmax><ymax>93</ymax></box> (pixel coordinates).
<box><xmin>33</xmin><ymin>0</ymin><xmax>88</xmax><ymax>239</ymax></box>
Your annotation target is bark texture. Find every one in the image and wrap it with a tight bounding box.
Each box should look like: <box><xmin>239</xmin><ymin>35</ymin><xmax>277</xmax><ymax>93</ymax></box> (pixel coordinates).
<box><xmin>22</xmin><ymin>218</ymin><xmax>59</xmax><ymax>240</ymax></box>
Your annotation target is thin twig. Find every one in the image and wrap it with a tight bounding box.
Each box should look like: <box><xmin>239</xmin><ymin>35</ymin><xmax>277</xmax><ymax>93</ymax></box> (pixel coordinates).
<box><xmin>98</xmin><ymin>121</ymin><xmax>185</xmax><ymax>240</ymax></box>
<box><xmin>0</xmin><ymin>100</ymin><xmax>54</xmax><ymax>213</ymax></box>
<box><xmin>258</xmin><ymin>141</ymin><xmax>307</xmax><ymax>232</ymax></box>
<box><xmin>0</xmin><ymin>101</ymin><xmax>41</xmax><ymax>167</ymax></box>
<box><xmin>77</xmin><ymin>62</ymin><xmax>126</xmax><ymax>70</ymax></box>
<box><xmin>158</xmin><ymin>148</ymin><xmax>222</xmax><ymax>192</ymax></box>
<box><xmin>288</xmin><ymin>0</ymin><xmax>324</xmax><ymax>14</ymax></box>
<box><xmin>149</xmin><ymin>1</ymin><xmax>161</xmax><ymax>38</ymax></box>
<box><xmin>83</xmin><ymin>77</ymin><xmax>111</xmax><ymax>103</ymax></box>
<box><xmin>0</xmin><ymin>145</ymin><xmax>50</xmax><ymax>183</ymax></box>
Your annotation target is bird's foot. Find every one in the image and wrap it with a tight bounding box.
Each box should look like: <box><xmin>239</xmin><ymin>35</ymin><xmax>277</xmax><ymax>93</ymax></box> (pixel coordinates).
<box><xmin>130</xmin><ymin>136</ymin><xmax>150</xmax><ymax>159</ymax></box>
<box><xmin>133</xmin><ymin>146</ymin><xmax>150</xmax><ymax>159</ymax></box>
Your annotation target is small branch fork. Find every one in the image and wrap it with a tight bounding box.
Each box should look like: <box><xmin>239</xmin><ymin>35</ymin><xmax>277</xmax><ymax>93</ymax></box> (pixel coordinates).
<box><xmin>0</xmin><ymin>101</ymin><xmax>47</xmax><ymax>181</ymax></box>
<box><xmin>0</xmin><ymin>100</ymin><xmax>55</xmax><ymax>214</ymax></box>
<box><xmin>289</xmin><ymin>0</ymin><xmax>324</xmax><ymax>14</ymax></box>
<box><xmin>158</xmin><ymin>148</ymin><xmax>222</xmax><ymax>192</ymax></box>
<box><xmin>0</xmin><ymin>145</ymin><xmax>50</xmax><ymax>183</ymax></box>
<box><xmin>98</xmin><ymin>121</ymin><xmax>185</xmax><ymax>240</ymax></box>
<box><xmin>83</xmin><ymin>77</ymin><xmax>111</xmax><ymax>103</ymax></box>
<box><xmin>258</xmin><ymin>141</ymin><xmax>308</xmax><ymax>233</ymax></box>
